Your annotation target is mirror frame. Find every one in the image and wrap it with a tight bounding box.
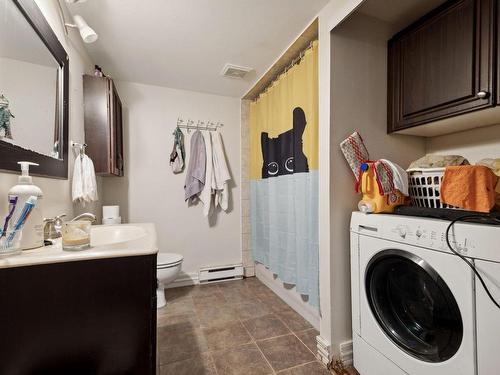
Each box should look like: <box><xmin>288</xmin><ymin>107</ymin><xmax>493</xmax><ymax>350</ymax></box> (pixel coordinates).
<box><xmin>0</xmin><ymin>0</ymin><xmax>69</xmax><ymax>179</ymax></box>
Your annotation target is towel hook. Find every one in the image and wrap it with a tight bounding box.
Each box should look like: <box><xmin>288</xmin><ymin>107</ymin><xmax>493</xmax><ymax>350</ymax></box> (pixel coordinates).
<box><xmin>71</xmin><ymin>141</ymin><xmax>87</xmax><ymax>158</ymax></box>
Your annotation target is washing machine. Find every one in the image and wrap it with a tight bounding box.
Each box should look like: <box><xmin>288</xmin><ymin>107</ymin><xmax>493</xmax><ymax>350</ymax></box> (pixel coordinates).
<box><xmin>350</xmin><ymin>211</ymin><xmax>500</xmax><ymax>375</ymax></box>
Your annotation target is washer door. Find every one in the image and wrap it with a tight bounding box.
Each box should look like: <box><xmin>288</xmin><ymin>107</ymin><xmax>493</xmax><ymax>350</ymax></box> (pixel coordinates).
<box><xmin>365</xmin><ymin>250</ymin><xmax>463</xmax><ymax>363</ymax></box>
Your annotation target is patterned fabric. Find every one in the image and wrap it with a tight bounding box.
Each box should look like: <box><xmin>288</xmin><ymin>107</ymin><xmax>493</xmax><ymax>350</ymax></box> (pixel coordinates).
<box><xmin>374</xmin><ymin>160</ymin><xmax>395</xmax><ymax>195</ymax></box>
<box><xmin>340</xmin><ymin>131</ymin><xmax>369</xmax><ymax>183</ymax></box>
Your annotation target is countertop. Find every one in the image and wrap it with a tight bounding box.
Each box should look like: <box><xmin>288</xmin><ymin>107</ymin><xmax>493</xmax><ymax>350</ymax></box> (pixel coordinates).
<box><xmin>0</xmin><ymin>223</ymin><xmax>158</xmax><ymax>269</ymax></box>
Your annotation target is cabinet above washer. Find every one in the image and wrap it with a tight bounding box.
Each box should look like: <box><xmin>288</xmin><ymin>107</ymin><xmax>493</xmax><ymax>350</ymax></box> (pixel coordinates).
<box><xmin>388</xmin><ymin>0</ymin><xmax>498</xmax><ymax>136</ymax></box>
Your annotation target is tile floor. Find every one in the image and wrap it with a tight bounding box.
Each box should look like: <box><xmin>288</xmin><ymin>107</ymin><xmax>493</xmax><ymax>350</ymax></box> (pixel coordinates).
<box><xmin>157</xmin><ymin>277</ymin><xmax>359</xmax><ymax>375</ymax></box>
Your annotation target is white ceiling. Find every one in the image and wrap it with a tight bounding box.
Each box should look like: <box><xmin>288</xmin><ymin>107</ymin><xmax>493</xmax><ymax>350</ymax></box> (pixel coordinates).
<box><xmin>66</xmin><ymin>0</ymin><xmax>328</xmax><ymax>98</ymax></box>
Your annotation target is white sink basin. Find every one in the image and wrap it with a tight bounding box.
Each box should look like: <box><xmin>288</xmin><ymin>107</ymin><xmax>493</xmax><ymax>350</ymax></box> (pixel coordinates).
<box><xmin>91</xmin><ymin>225</ymin><xmax>147</xmax><ymax>247</ymax></box>
<box><xmin>0</xmin><ymin>223</ymin><xmax>157</xmax><ymax>269</ymax></box>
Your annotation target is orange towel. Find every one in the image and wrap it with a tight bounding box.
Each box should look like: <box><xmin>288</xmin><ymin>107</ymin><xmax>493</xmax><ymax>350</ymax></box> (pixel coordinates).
<box><xmin>441</xmin><ymin>166</ymin><xmax>498</xmax><ymax>213</ymax></box>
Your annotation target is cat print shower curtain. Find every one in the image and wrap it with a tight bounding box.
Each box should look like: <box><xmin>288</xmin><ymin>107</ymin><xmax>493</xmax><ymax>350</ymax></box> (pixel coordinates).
<box><xmin>249</xmin><ymin>41</ymin><xmax>319</xmax><ymax>307</ymax></box>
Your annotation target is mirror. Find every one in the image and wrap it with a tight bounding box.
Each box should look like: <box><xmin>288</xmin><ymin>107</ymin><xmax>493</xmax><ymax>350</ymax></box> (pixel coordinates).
<box><xmin>0</xmin><ymin>0</ymin><xmax>69</xmax><ymax>178</ymax></box>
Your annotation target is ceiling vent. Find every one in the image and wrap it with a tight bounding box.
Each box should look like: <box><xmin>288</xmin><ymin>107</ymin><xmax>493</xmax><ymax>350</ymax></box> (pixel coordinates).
<box><xmin>221</xmin><ymin>64</ymin><xmax>252</xmax><ymax>79</ymax></box>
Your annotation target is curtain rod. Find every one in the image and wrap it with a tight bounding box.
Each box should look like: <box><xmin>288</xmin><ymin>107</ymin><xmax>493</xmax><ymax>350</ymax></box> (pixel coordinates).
<box><xmin>254</xmin><ymin>40</ymin><xmax>317</xmax><ymax>102</ymax></box>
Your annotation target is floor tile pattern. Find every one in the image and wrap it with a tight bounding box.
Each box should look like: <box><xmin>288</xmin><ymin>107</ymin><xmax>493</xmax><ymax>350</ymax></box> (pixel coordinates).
<box><xmin>157</xmin><ymin>277</ymin><xmax>358</xmax><ymax>375</ymax></box>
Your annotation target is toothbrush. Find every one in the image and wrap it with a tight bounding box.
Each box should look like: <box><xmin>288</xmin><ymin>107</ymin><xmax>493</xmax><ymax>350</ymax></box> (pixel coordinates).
<box><xmin>7</xmin><ymin>196</ymin><xmax>37</xmax><ymax>245</ymax></box>
<box><xmin>0</xmin><ymin>196</ymin><xmax>18</xmax><ymax>238</ymax></box>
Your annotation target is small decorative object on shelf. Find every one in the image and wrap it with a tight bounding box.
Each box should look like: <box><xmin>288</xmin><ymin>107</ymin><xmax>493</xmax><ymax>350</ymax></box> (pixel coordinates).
<box><xmin>0</xmin><ymin>93</ymin><xmax>15</xmax><ymax>139</ymax></box>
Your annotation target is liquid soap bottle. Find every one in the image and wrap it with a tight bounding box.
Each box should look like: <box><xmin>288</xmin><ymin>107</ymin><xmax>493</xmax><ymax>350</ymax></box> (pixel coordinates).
<box><xmin>8</xmin><ymin>162</ymin><xmax>43</xmax><ymax>249</ymax></box>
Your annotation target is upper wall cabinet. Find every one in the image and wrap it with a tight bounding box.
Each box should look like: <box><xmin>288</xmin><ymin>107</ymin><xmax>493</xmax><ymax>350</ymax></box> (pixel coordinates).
<box><xmin>388</xmin><ymin>0</ymin><xmax>495</xmax><ymax>134</ymax></box>
<box><xmin>83</xmin><ymin>75</ymin><xmax>124</xmax><ymax>176</ymax></box>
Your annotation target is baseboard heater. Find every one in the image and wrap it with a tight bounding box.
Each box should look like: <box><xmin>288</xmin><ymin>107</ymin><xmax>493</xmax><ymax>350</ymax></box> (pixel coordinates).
<box><xmin>198</xmin><ymin>264</ymin><xmax>244</xmax><ymax>284</ymax></box>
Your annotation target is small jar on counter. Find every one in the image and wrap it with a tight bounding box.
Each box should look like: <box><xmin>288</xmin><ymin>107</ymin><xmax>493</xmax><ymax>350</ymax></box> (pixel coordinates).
<box><xmin>61</xmin><ymin>221</ymin><xmax>91</xmax><ymax>251</ymax></box>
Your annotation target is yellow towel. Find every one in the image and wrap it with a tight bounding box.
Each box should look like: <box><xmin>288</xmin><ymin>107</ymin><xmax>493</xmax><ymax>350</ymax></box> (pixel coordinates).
<box><xmin>440</xmin><ymin>166</ymin><xmax>498</xmax><ymax>213</ymax></box>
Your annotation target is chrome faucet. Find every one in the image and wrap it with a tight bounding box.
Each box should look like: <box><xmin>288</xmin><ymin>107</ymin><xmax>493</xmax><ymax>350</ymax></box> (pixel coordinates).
<box><xmin>43</xmin><ymin>214</ymin><xmax>66</xmax><ymax>240</ymax></box>
<box><xmin>43</xmin><ymin>213</ymin><xmax>96</xmax><ymax>241</ymax></box>
<box><xmin>71</xmin><ymin>213</ymin><xmax>96</xmax><ymax>222</ymax></box>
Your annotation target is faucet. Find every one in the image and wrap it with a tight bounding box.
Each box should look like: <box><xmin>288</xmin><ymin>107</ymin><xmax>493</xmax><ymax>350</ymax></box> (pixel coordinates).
<box><xmin>71</xmin><ymin>213</ymin><xmax>96</xmax><ymax>222</ymax></box>
<box><xmin>43</xmin><ymin>214</ymin><xmax>66</xmax><ymax>240</ymax></box>
<box><xmin>43</xmin><ymin>213</ymin><xmax>96</xmax><ymax>241</ymax></box>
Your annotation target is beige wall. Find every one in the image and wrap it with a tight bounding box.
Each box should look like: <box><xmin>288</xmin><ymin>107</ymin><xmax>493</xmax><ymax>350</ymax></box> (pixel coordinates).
<box><xmin>426</xmin><ymin>124</ymin><xmax>500</xmax><ymax>162</ymax></box>
<box><xmin>102</xmin><ymin>81</ymin><xmax>241</xmax><ymax>277</ymax></box>
<box><xmin>0</xmin><ymin>0</ymin><xmax>102</xmax><ymax>223</ymax></box>
<box><xmin>317</xmin><ymin>0</ymin><xmax>365</xmax><ymax>360</ymax></box>
<box><xmin>328</xmin><ymin>12</ymin><xmax>426</xmax><ymax>356</ymax></box>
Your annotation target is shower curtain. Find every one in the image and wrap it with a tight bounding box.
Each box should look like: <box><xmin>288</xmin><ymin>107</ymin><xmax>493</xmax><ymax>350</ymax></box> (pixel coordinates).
<box><xmin>250</xmin><ymin>41</ymin><xmax>319</xmax><ymax>307</ymax></box>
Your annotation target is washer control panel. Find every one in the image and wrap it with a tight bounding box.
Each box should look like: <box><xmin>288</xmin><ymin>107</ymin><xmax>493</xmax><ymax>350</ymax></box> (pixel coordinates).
<box><xmin>352</xmin><ymin>212</ymin><xmax>498</xmax><ymax>262</ymax></box>
<box><xmin>389</xmin><ymin>222</ymin><xmax>476</xmax><ymax>255</ymax></box>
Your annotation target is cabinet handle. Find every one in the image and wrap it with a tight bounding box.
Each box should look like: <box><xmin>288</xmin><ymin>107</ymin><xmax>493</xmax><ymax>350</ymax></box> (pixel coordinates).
<box><xmin>477</xmin><ymin>91</ymin><xmax>489</xmax><ymax>98</ymax></box>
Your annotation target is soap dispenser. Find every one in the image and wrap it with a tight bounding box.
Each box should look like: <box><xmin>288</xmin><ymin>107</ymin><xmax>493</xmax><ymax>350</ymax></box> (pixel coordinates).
<box><xmin>8</xmin><ymin>162</ymin><xmax>43</xmax><ymax>249</ymax></box>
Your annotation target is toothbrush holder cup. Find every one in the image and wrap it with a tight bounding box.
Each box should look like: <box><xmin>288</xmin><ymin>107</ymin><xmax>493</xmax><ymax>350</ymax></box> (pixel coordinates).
<box><xmin>0</xmin><ymin>229</ymin><xmax>23</xmax><ymax>256</ymax></box>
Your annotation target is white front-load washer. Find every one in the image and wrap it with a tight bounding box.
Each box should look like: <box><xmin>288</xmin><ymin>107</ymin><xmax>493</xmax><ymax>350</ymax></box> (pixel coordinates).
<box><xmin>350</xmin><ymin>212</ymin><xmax>476</xmax><ymax>375</ymax></box>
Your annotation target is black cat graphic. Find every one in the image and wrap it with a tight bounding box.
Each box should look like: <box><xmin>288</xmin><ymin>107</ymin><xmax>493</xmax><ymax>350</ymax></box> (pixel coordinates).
<box><xmin>261</xmin><ymin>107</ymin><xmax>309</xmax><ymax>178</ymax></box>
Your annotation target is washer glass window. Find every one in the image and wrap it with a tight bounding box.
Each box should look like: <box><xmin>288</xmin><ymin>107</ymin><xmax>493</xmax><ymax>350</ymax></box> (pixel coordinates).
<box><xmin>365</xmin><ymin>250</ymin><xmax>463</xmax><ymax>363</ymax></box>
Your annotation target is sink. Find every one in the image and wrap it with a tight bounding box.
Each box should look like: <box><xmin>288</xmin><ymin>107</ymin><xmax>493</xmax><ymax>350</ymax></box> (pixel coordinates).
<box><xmin>91</xmin><ymin>225</ymin><xmax>147</xmax><ymax>247</ymax></box>
<box><xmin>0</xmin><ymin>223</ymin><xmax>157</xmax><ymax>270</ymax></box>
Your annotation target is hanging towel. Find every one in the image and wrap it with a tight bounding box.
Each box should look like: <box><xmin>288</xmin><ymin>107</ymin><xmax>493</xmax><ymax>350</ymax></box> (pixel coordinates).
<box><xmin>477</xmin><ymin>158</ymin><xmax>500</xmax><ymax>209</ymax></box>
<box><xmin>211</xmin><ymin>131</ymin><xmax>231</xmax><ymax>211</ymax></box>
<box><xmin>184</xmin><ymin>130</ymin><xmax>206</xmax><ymax>202</ymax></box>
<box><xmin>170</xmin><ymin>127</ymin><xmax>185</xmax><ymax>173</ymax></box>
<box><xmin>199</xmin><ymin>131</ymin><xmax>214</xmax><ymax>216</ymax></box>
<box><xmin>340</xmin><ymin>131</ymin><xmax>370</xmax><ymax>184</ymax></box>
<box><xmin>440</xmin><ymin>165</ymin><xmax>498</xmax><ymax>213</ymax></box>
<box><xmin>72</xmin><ymin>154</ymin><xmax>98</xmax><ymax>205</ymax></box>
<box><xmin>380</xmin><ymin>159</ymin><xmax>409</xmax><ymax>196</ymax></box>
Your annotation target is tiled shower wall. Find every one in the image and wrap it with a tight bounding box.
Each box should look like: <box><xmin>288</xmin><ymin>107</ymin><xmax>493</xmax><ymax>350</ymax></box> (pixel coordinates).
<box><xmin>241</xmin><ymin>99</ymin><xmax>254</xmax><ymax>277</ymax></box>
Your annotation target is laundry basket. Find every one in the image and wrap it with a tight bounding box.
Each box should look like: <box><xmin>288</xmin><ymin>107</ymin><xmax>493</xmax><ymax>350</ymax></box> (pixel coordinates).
<box><xmin>407</xmin><ymin>168</ymin><xmax>457</xmax><ymax>209</ymax></box>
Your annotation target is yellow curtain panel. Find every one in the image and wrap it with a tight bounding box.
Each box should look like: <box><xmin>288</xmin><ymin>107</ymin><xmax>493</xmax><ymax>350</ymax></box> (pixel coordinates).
<box><xmin>249</xmin><ymin>41</ymin><xmax>319</xmax><ymax>307</ymax></box>
<box><xmin>250</xmin><ymin>41</ymin><xmax>318</xmax><ymax>181</ymax></box>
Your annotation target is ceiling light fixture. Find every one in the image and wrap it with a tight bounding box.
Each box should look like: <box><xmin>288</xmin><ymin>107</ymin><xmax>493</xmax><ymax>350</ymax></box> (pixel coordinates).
<box><xmin>65</xmin><ymin>15</ymin><xmax>98</xmax><ymax>43</ymax></box>
<box><xmin>65</xmin><ymin>0</ymin><xmax>88</xmax><ymax>3</ymax></box>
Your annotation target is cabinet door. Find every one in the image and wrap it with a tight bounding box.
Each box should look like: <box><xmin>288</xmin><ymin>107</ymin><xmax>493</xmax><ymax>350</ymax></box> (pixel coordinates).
<box><xmin>388</xmin><ymin>0</ymin><xmax>495</xmax><ymax>132</ymax></box>
<box><xmin>0</xmin><ymin>255</ymin><xmax>157</xmax><ymax>375</ymax></box>
<box><xmin>109</xmin><ymin>81</ymin><xmax>124</xmax><ymax>176</ymax></box>
<box><xmin>84</xmin><ymin>75</ymin><xmax>112</xmax><ymax>174</ymax></box>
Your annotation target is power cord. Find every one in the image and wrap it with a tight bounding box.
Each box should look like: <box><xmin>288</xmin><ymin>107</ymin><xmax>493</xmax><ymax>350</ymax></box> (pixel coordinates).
<box><xmin>445</xmin><ymin>214</ymin><xmax>500</xmax><ymax>310</ymax></box>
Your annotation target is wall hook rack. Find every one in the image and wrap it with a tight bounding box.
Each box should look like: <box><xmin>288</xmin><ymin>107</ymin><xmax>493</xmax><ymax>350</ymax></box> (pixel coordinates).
<box><xmin>176</xmin><ymin>117</ymin><xmax>224</xmax><ymax>132</ymax></box>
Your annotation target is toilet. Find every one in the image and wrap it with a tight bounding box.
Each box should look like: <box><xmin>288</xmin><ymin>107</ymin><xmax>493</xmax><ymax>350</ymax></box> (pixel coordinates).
<box><xmin>156</xmin><ymin>253</ymin><xmax>183</xmax><ymax>309</ymax></box>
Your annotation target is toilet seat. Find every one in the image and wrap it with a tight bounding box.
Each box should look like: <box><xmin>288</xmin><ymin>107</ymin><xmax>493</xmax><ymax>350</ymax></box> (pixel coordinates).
<box><xmin>157</xmin><ymin>253</ymin><xmax>183</xmax><ymax>269</ymax></box>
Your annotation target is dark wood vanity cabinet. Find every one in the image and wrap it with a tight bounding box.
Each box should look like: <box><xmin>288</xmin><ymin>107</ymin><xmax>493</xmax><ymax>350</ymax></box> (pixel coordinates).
<box><xmin>388</xmin><ymin>0</ymin><xmax>495</xmax><ymax>132</ymax></box>
<box><xmin>0</xmin><ymin>255</ymin><xmax>157</xmax><ymax>375</ymax></box>
<box><xmin>83</xmin><ymin>75</ymin><xmax>124</xmax><ymax>176</ymax></box>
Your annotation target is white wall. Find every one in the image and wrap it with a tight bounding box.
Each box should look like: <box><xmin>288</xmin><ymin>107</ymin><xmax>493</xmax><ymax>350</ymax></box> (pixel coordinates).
<box><xmin>0</xmin><ymin>0</ymin><xmax>102</xmax><ymax>223</ymax></box>
<box><xmin>426</xmin><ymin>124</ymin><xmax>500</xmax><ymax>162</ymax></box>
<box><xmin>102</xmin><ymin>81</ymin><xmax>241</xmax><ymax>277</ymax></box>
<box><xmin>0</xmin><ymin>57</ymin><xmax>57</xmax><ymax>155</ymax></box>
